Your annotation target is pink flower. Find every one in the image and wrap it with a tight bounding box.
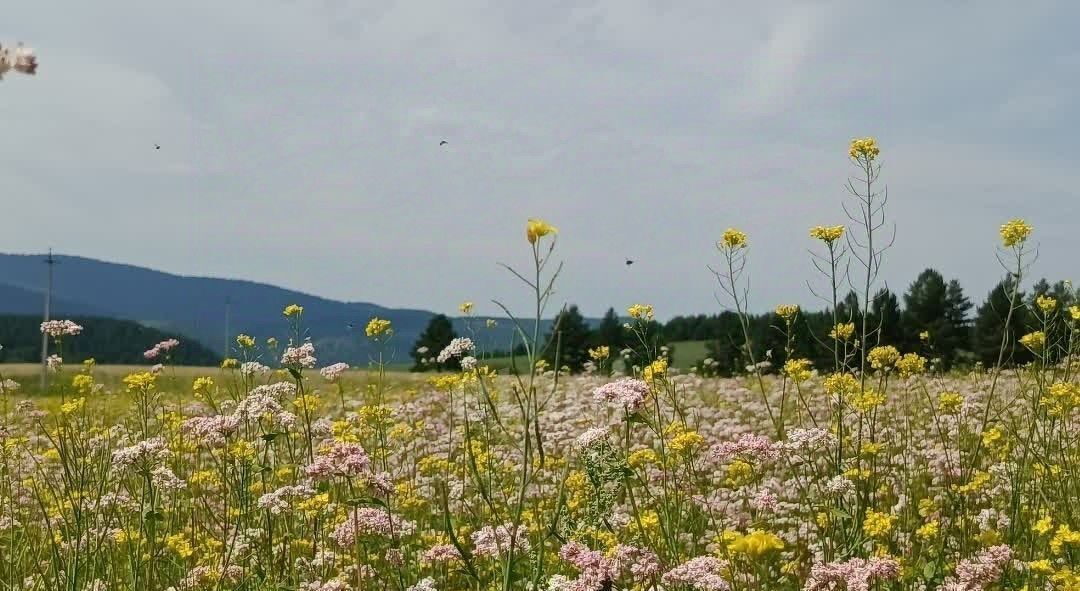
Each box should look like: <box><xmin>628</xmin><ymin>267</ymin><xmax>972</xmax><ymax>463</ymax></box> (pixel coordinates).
<box><xmin>804</xmin><ymin>556</ymin><xmax>900</xmax><ymax>591</ymax></box>
<box><xmin>281</xmin><ymin>342</ymin><xmax>317</xmax><ymax>368</ymax></box>
<box><xmin>305</xmin><ymin>442</ymin><xmax>372</xmax><ymax>480</ymax></box>
<box><xmin>947</xmin><ymin>545</ymin><xmax>1012</xmax><ymax>590</ymax></box>
<box><xmin>471</xmin><ymin>523</ymin><xmax>530</xmax><ymax>558</ymax></box>
<box><xmin>331</xmin><ymin>508</ymin><xmax>416</xmax><ymax>546</ymax></box>
<box><xmin>593</xmin><ymin>378</ymin><xmax>650</xmax><ymax>413</ymax></box>
<box><xmin>708</xmin><ymin>433</ymin><xmax>779</xmax><ymax>463</ymax></box>
<box><xmin>40</xmin><ymin>320</ymin><xmax>83</xmax><ymax>337</ymax></box>
<box><xmin>319</xmin><ymin>362</ymin><xmax>350</xmax><ymax>382</ymax></box>
<box><xmin>662</xmin><ymin>556</ymin><xmax>730</xmax><ymax>591</ymax></box>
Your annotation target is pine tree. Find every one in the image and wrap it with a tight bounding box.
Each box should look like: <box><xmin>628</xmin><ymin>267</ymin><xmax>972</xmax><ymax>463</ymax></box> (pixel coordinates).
<box><xmin>594</xmin><ymin>307</ymin><xmax>624</xmax><ymax>351</ymax></box>
<box><xmin>942</xmin><ymin>279</ymin><xmax>974</xmax><ymax>367</ymax></box>
<box><xmin>542</xmin><ymin>305</ymin><xmax>594</xmax><ymax>373</ymax></box>
<box><xmin>973</xmin><ymin>277</ymin><xmax>1031</xmax><ymax>366</ymax></box>
<box><xmin>868</xmin><ymin>288</ymin><xmax>903</xmax><ymax>346</ymax></box>
<box><xmin>902</xmin><ymin>269</ymin><xmax>949</xmax><ymax>350</ymax></box>
<box><xmin>411</xmin><ymin>314</ymin><xmax>459</xmax><ymax>371</ymax></box>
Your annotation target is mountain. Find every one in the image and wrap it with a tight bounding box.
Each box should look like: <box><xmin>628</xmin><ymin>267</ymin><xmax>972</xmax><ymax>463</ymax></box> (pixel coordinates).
<box><xmin>0</xmin><ymin>253</ymin><xmax>562</xmax><ymax>365</ymax></box>
<box><xmin>0</xmin><ymin>314</ymin><xmax>219</xmax><ymax>366</ymax></box>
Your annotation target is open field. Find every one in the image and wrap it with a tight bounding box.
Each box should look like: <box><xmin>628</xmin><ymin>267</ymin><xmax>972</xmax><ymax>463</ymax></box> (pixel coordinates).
<box><xmin>1</xmin><ymin>149</ymin><xmax>1076</xmax><ymax>591</ymax></box>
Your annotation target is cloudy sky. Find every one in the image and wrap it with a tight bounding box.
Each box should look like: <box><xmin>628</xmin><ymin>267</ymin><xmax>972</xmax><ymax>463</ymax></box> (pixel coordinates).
<box><xmin>3</xmin><ymin>2</ymin><xmax>1077</xmax><ymax>319</ymax></box>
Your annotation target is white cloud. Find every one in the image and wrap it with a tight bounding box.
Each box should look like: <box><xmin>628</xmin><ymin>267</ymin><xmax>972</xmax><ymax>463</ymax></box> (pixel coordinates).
<box><xmin>2</xmin><ymin>1</ymin><xmax>1077</xmax><ymax>318</ymax></box>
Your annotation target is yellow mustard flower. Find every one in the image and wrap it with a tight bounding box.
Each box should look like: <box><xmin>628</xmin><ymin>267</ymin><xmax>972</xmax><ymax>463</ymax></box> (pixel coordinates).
<box><xmin>829</xmin><ymin>322</ymin><xmax>856</xmax><ymax>341</ymax></box>
<box><xmin>809</xmin><ymin>225</ymin><xmax>845</xmax><ymax>244</ymax></box>
<box><xmin>718</xmin><ymin>228</ymin><xmax>748</xmax><ymax>250</ymax></box>
<box><xmin>627</xmin><ymin>303</ymin><xmax>654</xmax><ymax>321</ymax></box>
<box><xmin>999</xmin><ymin>218</ymin><xmax>1033</xmax><ymax>248</ymax></box>
<box><xmin>775</xmin><ymin>304</ymin><xmax>800</xmax><ymax>322</ymax></box>
<box><xmin>283</xmin><ymin>304</ymin><xmax>304</xmax><ymax>317</ymax></box>
<box><xmin>1019</xmin><ymin>331</ymin><xmax>1046</xmax><ymax>352</ymax></box>
<box><xmin>867</xmin><ymin>345</ymin><xmax>900</xmax><ymax>369</ymax></box>
<box><xmin>526</xmin><ymin>218</ymin><xmax>558</xmax><ymax>244</ymax></box>
<box><xmin>365</xmin><ymin>317</ymin><xmax>393</xmax><ymax>339</ymax></box>
<box><xmin>849</xmin><ymin>137</ymin><xmax>880</xmax><ymax>161</ymax></box>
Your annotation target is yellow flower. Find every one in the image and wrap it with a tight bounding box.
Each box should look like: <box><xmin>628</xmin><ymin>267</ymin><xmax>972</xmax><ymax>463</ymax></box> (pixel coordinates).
<box><xmin>1041</xmin><ymin>383</ymin><xmax>1080</xmax><ymax>416</ymax></box>
<box><xmin>775</xmin><ymin>304</ymin><xmax>800</xmax><ymax>322</ymax></box>
<box><xmin>937</xmin><ymin>391</ymin><xmax>964</xmax><ymax>414</ymax></box>
<box><xmin>71</xmin><ymin>374</ymin><xmax>95</xmax><ymax>394</ymax></box>
<box><xmin>867</xmin><ymin>345</ymin><xmax>900</xmax><ymax>369</ymax></box>
<box><xmin>956</xmin><ymin>471</ymin><xmax>992</xmax><ymax>495</ymax></box>
<box><xmin>669</xmin><ymin>430</ymin><xmax>705</xmax><ymax>455</ymax></box>
<box><xmin>122</xmin><ymin>372</ymin><xmax>157</xmax><ymax>392</ymax></box>
<box><xmin>725</xmin><ymin>459</ymin><xmax>754</xmax><ymax>487</ymax></box>
<box><xmin>1019</xmin><ymin>330</ymin><xmax>1046</xmax><ymax>352</ymax></box>
<box><xmin>192</xmin><ymin>377</ymin><xmax>214</xmax><ymax>395</ymax></box>
<box><xmin>863</xmin><ymin>510</ymin><xmax>895</xmax><ymax>538</ymax></box>
<box><xmin>283</xmin><ymin>304</ymin><xmax>304</xmax><ymax>317</ymax></box>
<box><xmin>1028</xmin><ymin>559</ymin><xmax>1054</xmax><ymax>575</ymax></box>
<box><xmin>1069</xmin><ymin>305</ymin><xmax>1080</xmax><ymax>322</ymax></box>
<box><xmin>236</xmin><ymin>334</ymin><xmax>255</xmax><ymax>348</ymax></box>
<box><xmin>919</xmin><ymin>330</ymin><xmax>930</xmax><ymax>342</ymax></box>
<box><xmin>999</xmin><ymin>218</ymin><xmax>1033</xmax><ymax>248</ymax></box>
<box><xmin>1036</xmin><ymin>295</ymin><xmax>1058</xmax><ymax>314</ymax></box>
<box><xmin>783</xmin><ymin>358</ymin><xmax>812</xmax><ymax>383</ymax></box>
<box><xmin>718</xmin><ymin>228</ymin><xmax>748</xmax><ymax>250</ymax></box>
<box><xmin>916</xmin><ymin>520</ymin><xmax>939</xmax><ymax>540</ymax></box>
<box><xmin>829</xmin><ymin>322</ymin><xmax>856</xmax><ymax>341</ymax></box>
<box><xmin>166</xmin><ymin>533</ymin><xmax>194</xmax><ymax>558</ymax></box>
<box><xmin>895</xmin><ymin>353</ymin><xmax>927</xmax><ymax>377</ymax></box>
<box><xmin>459</xmin><ymin>301</ymin><xmax>474</xmax><ymax>315</ymax></box>
<box><xmin>60</xmin><ymin>397</ymin><xmax>86</xmax><ymax>414</ymax></box>
<box><xmin>228</xmin><ymin>440</ymin><xmax>256</xmax><ymax>462</ymax></box>
<box><xmin>221</xmin><ymin>358</ymin><xmax>239</xmax><ymax>369</ymax></box>
<box><xmin>1033</xmin><ymin>515</ymin><xmax>1054</xmax><ymax>536</ymax></box>
<box><xmin>526</xmin><ymin>218</ymin><xmax>558</xmax><ymax>244</ymax></box>
<box><xmin>727</xmin><ymin>530</ymin><xmax>784</xmax><ymax>557</ymax></box>
<box><xmin>365</xmin><ymin>318</ymin><xmax>393</xmax><ymax>339</ymax></box>
<box><xmin>627</xmin><ymin>304</ymin><xmax>654</xmax><ymax>321</ymax></box>
<box><xmin>627</xmin><ymin>449</ymin><xmax>659</xmax><ymax>469</ymax></box>
<box><xmin>643</xmin><ymin>358</ymin><xmax>668</xmax><ymax>382</ymax></box>
<box><xmin>850</xmin><ymin>389</ymin><xmax>886</xmax><ymax>413</ymax></box>
<box><xmin>588</xmin><ymin>346</ymin><xmax>610</xmax><ymax>361</ymax></box>
<box><xmin>1050</xmin><ymin>524</ymin><xmax>1080</xmax><ymax>555</ymax></box>
<box><xmin>823</xmin><ymin>373</ymin><xmax>860</xmax><ymax>396</ymax></box>
<box><xmin>809</xmin><ymin>225</ymin><xmax>845</xmax><ymax>244</ymax></box>
<box><xmin>849</xmin><ymin>137</ymin><xmax>880</xmax><ymax>161</ymax></box>
<box><xmin>982</xmin><ymin>427</ymin><xmax>1005</xmax><ymax>448</ymax></box>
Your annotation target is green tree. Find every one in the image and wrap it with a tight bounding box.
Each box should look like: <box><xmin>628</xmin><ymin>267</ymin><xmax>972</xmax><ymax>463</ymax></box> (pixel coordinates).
<box><xmin>942</xmin><ymin>279</ymin><xmax>974</xmax><ymax>367</ymax></box>
<box><xmin>902</xmin><ymin>269</ymin><xmax>949</xmax><ymax>350</ymax></box>
<box><xmin>868</xmin><ymin>288</ymin><xmax>903</xmax><ymax>346</ymax></box>
<box><xmin>542</xmin><ymin>305</ymin><xmax>594</xmax><ymax>373</ymax></box>
<box><xmin>593</xmin><ymin>307</ymin><xmax>624</xmax><ymax>351</ymax></box>
<box><xmin>973</xmin><ymin>277</ymin><xmax>1031</xmax><ymax>366</ymax></box>
<box><xmin>411</xmin><ymin>314</ymin><xmax>459</xmax><ymax>371</ymax></box>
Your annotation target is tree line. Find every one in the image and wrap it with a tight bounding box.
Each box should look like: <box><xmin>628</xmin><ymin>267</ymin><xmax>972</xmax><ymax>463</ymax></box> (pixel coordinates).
<box><xmin>411</xmin><ymin>269</ymin><xmax>1076</xmax><ymax>375</ymax></box>
<box><xmin>0</xmin><ymin>315</ymin><xmax>220</xmax><ymax>366</ymax></box>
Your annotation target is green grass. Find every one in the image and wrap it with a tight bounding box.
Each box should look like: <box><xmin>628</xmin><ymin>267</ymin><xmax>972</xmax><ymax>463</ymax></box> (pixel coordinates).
<box><xmin>669</xmin><ymin>340</ymin><xmax>708</xmax><ymax>369</ymax></box>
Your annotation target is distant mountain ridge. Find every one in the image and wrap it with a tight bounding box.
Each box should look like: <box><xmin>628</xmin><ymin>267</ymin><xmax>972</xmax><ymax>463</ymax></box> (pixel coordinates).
<box><xmin>0</xmin><ymin>253</ymin><xmax>568</xmax><ymax>364</ymax></box>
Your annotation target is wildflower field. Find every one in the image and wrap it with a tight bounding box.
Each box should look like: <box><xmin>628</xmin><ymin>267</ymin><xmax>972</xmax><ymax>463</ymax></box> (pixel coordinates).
<box><xmin>1</xmin><ymin>139</ymin><xmax>1078</xmax><ymax>591</ymax></box>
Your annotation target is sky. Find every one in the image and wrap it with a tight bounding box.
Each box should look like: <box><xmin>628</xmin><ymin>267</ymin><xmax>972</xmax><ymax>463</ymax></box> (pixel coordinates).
<box><xmin>3</xmin><ymin>1</ymin><xmax>1077</xmax><ymax>320</ymax></box>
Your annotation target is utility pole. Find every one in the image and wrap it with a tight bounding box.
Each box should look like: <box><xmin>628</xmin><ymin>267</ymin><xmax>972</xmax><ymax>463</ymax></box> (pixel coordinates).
<box><xmin>40</xmin><ymin>249</ymin><xmax>56</xmax><ymax>390</ymax></box>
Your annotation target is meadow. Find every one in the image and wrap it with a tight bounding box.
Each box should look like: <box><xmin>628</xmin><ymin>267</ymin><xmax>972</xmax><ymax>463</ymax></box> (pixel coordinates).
<box><xmin>0</xmin><ymin>138</ymin><xmax>1077</xmax><ymax>591</ymax></box>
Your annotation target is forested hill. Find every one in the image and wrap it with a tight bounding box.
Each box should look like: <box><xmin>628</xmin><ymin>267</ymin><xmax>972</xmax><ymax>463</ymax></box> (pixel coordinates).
<box><xmin>0</xmin><ymin>315</ymin><xmax>219</xmax><ymax>366</ymax></box>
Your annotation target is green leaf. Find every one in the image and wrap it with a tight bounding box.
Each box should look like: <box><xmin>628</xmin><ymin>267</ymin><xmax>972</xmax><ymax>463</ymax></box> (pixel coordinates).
<box><xmin>922</xmin><ymin>562</ymin><xmax>937</xmax><ymax>580</ymax></box>
<box><xmin>261</xmin><ymin>432</ymin><xmax>280</xmax><ymax>443</ymax></box>
<box><xmin>829</xmin><ymin>508</ymin><xmax>852</xmax><ymax>520</ymax></box>
<box><xmin>288</xmin><ymin>368</ymin><xmax>302</xmax><ymax>381</ymax></box>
